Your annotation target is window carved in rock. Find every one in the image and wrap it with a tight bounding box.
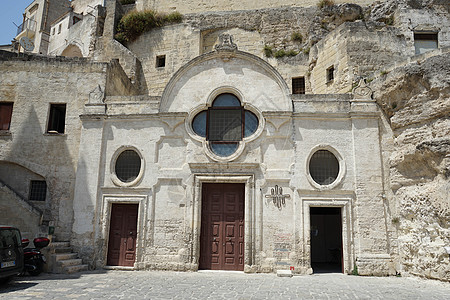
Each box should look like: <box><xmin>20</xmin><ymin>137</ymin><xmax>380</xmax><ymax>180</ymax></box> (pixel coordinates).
<box><xmin>191</xmin><ymin>93</ymin><xmax>259</xmax><ymax>158</ymax></box>
<box><xmin>292</xmin><ymin>77</ymin><xmax>305</xmax><ymax>94</ymax></box>
<box><xmin>414</xmin><ymin>32</ymin><xmax>438</xmax><ymax>55</ymax></box>
<box><xmin>326</xmin><ymin>66</ymin><xmax>334</xmax><ymax>83</ymax></box>
<box><xmin>47</xmin><ymin>104</ymin><xmax>66</xmax><ymax>134</ymax></box>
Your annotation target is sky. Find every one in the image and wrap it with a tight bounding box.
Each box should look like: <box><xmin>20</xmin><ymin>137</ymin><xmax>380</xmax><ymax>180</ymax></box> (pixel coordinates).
<box><xmin>0</xmin><ymin>0</ymin><xmax>35</xmax><ymax>45</ymax></box>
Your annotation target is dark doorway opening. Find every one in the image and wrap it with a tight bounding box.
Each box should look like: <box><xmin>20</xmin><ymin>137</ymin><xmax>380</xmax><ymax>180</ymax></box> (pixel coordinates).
<box><xmin>107</xmin><ymin>203</ymin><xmax>138</xmax><ymax>267</ymax></box>
<box><xmin>310</xmin><ymin>207</ymin><xmax>343</xmax><ymax>273</ymax></box>
<box><xmin>199</xmin><ymin>183</ymin><xmax>245</xmax><ymax>271</ymax></box>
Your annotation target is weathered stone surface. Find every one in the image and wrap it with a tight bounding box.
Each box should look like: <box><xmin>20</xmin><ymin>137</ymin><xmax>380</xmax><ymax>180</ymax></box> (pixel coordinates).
<box><xmin>372</xmin><ymin>52</ymin><xmax>450</xmax><ymax>281</ymax></box>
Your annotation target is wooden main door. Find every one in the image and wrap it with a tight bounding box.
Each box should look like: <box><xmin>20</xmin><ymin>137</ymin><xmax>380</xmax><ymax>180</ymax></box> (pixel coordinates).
<box><xmin>107</xmin><ymin>204</ymin><xmax>138</xmax><ymax>267</ymax></box>
<box><xmin>199</xmin><ymin>183</ymin><xmax>245</xmax><ymax>271</ymax></box>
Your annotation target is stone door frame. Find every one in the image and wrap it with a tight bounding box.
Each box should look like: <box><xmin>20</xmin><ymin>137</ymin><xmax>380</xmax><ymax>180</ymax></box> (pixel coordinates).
<box><xmin>301</xmin><ymin>197</ymin><xmax>354</xmax><ymax>274</ymax></box>
<box><xmin>193</xmin><ymin>175</ymin><xmax>255</xmax><ymax>271</ymax></box>
<box><xmin>101</xmin><ymin>194</ymin><xmax>148</xmax><ymax>269</ymax></box>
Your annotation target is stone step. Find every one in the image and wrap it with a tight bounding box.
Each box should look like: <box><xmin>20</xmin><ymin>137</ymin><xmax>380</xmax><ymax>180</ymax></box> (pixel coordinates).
<box><xmin>50</xmin><ymin>241</ymin><xmax>71</xmax><ymax>248</ymax></box>
<box><xmin>58</xmin><ymin>259</ymin><xmax>83</xmax><ymax>267</ymax></box>
<box><xmin>55</xmin><ymin>253</ymin><xmax>78</xmax><ymax>261</ymax></box>
<box><xmin>64</xmin><ymin>264</ymin><xmax>88</xmax><ymax>274</ymax></box>
<box><xmin>54</xmin><ymin>247</ymin><xmax>73</xmax><ymax>253</ymax></box>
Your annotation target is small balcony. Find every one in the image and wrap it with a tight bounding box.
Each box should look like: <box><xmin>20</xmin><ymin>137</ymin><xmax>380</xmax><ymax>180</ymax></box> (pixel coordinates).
<box><xmin>16</xmin><ymin>19</ymin><xmax>37</xmax><ymax>40</ymax></box>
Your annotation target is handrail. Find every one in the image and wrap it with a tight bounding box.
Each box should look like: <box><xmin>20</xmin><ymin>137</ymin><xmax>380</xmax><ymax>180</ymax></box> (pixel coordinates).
<box><xmin>16</xmin><ymin>18</ymin><xmax>37</xmax><ymax>36</ymax></box>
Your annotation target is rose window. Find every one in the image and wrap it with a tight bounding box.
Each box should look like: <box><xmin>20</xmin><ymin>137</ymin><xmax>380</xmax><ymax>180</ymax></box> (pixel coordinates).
<box><xmin>191</xmin><ymin>93</ymin><xmax>259</xmax><ymax>158</ymax></box>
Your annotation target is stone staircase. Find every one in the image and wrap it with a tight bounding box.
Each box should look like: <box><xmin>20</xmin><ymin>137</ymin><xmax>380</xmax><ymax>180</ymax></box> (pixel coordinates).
<box><xmin>48</xmin><ymin>242</ymin><xmax>88</xmax><ymax>274</ymax></box>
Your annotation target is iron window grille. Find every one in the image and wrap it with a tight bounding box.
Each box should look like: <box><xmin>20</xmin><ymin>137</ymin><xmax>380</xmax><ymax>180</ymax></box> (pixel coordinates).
<box><xmin>115</xmin><ymin>150</ymin><xmax>141</xmax><ymax>183</ymax></box>
<box><xmin>29</xmin><ymin>180</ymin><xmax>47</xmax><ymax>201</ymax></box>
<box><xmin>309</xmin><ymin>150</ymin><xmax>339</xmax><ymax>185</ymax></box>
<box><xmin>292</xmin><ymin>77</ymin><xmax>305</xmax><ymax>94</ymax></box>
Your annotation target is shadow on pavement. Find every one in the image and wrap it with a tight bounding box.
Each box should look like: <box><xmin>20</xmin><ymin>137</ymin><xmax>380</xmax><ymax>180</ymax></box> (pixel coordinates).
<box><xmin>0</xmin><ymin>270</ymin><xmax>109</xmax><ymax>293</ymax></box>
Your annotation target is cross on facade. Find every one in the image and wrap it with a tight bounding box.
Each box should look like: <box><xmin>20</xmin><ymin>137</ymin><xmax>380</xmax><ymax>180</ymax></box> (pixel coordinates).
<box><xmin>265</xmin><ymin>185</ymin><xmax>290</xmax><ymax>209</ymax></box>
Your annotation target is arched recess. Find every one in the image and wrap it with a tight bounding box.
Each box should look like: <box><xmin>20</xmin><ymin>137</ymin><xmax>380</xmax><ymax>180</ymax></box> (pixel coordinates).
<box><xmin>0</xmin><ymin>161</ymin><xmax>45</xmax><ymax>199</ymax></box>
<box><xmin>61</xmin><ymin>44</ymin><xmax>83</xmax><ymax>58</ymax></box>
<box><xmin>160</xmin><ymin>50</ymin><xmax>291</xmax><ymax>113</ymax></box>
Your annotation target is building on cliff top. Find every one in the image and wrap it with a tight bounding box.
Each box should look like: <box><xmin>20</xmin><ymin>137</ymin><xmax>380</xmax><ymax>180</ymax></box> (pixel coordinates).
<box><xmin>1</xmin><ymin>0</ymin><xmax>449</xmax><ymax>280</ymax></box>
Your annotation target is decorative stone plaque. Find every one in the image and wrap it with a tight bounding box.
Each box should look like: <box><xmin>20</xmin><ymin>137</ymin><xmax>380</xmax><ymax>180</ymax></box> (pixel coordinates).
<box><xmin>352</xmin><ymin>78</ymin><xmax>373</xmax><ymax>101</ymax></box>
<box><xmin>215</xmin><ymin>33</ymin><xmax>238</xmax><ymax>51</ymax></box>
<box><xmin>265</xmin><ymin>185</ymin><xmax>290</xmax><ymax>209</ymax></box>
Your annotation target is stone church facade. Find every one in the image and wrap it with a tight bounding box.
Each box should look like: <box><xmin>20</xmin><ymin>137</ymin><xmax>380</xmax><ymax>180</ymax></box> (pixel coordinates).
<box><xmin>0</xmin><ymin>0</ymin><xmax>449</xmax><ymax>280</ymax></box>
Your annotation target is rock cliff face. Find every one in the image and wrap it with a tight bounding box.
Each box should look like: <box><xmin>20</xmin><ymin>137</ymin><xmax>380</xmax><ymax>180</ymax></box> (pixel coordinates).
<box><xmin>372</xmin><ymin>52</ymin><xmax>450</xmax><ymax>281</ymax></box>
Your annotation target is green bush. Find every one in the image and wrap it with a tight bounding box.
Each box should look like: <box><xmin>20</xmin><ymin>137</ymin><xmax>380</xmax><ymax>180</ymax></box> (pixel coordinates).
<box><xmin>286</xmin><ymin>49</ymin><xmax>299</xmax><ymax>56</ymax></box>
<box><xmin>120</xmin><ymin>0</ymin><xmax>136</xmax><ymax>5</ymax></box>
<box><xmin>274</xmin><ymin>49</ymin><xmax>287</xmax><ymax>58</ymax></box>
<box><xmin>317</xmin><ymin>0</ymin><xmax>335</xmax><ymax>9</ymax></box>
<box><xmin>291</xmin><ymin>32</ymin><xmax>303</xmax><ymax>42</ymax></box>
<box><xmin>263</xmin><ymin>45</ymin><xmax>273</xmax><ymax>57</ymax></box>
<box><xmin>115</xmin><ymin>10</ymin><xmax>183</xmax><ymax>43</ymax></box>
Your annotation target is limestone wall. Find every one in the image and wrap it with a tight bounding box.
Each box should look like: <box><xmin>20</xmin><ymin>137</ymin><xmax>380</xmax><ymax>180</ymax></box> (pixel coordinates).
<box><xmin>0</xmin><ymin>182</ymin><xmax>43</xmax><ymax>240</ymax></box>
<box><xmin>372</xmin><ymin>51</ymin><xmax>450</xmax><ymax>281</ymax></box>
<box><xmin>0</xmin><ymin>51</ymin><xmax>109</xmax><ymax>241</ymax></box>
<box><xmin>71</xmin><ymin>0</ymin><xmax>104</xmax><ymax>14</ymax></box>
<box><xmin>136</xmin><ymin>0</ymin><xmax>376</xmax><ymax>14</ymax></box>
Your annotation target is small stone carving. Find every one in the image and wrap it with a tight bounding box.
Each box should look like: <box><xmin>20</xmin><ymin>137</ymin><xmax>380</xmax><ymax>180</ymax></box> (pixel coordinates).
<box><xmin>215</xmin><ymin>33</ymin><xmax>238</xmax><ymax>51</ymax></box>
<box><xmin>89</xmin><ymin>85</ymin><xmax>105</xmax><ymax>104</ymax></box>
<box><xmin>352</xmin><ymin>78</ymin><xmax>373</xmax><ymax>101</ymax></box>
<box><xmin>265</xmin><ymin>185</ymin><xmax>290</xmax><ymax>210</ymax></box>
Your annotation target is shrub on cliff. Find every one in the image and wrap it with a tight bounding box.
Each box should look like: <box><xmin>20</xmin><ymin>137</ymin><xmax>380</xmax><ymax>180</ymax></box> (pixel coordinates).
<box><xmin>115</xmin><ymin>10</ymin><xmax>183</xmax><ymax>44</ymax></box>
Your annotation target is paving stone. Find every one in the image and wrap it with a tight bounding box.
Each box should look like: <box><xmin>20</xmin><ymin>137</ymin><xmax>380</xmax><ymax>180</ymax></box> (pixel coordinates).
<box><xmin>1</xmin><ymin>271</ymin><xmax>449</xmax><ymax>299</ymax></box>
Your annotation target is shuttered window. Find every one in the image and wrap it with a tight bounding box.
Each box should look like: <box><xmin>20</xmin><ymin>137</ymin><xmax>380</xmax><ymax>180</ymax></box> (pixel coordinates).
<box><xmin>0</xmin><ymin>102</ymin><xmax>13</xmax><ymax>131</ymax></box>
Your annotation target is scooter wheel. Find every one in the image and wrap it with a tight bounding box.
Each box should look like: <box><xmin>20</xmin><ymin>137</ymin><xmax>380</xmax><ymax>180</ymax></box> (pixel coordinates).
<box><xmin>29</xmin><ymin>260</ymin><xmax>43</xmax><ymax>276</ymax></box>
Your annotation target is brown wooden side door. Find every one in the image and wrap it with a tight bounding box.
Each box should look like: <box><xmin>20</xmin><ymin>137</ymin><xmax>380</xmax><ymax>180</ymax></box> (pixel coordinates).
<box><xmin>199</xmin><ymin>183</ymin><xmax>244</xmax><ymax>271</ymax></box>
<box><xmin>107</xmin><ymin>204</ymin><xmax>138</xmax><ymax>267</ymax></box>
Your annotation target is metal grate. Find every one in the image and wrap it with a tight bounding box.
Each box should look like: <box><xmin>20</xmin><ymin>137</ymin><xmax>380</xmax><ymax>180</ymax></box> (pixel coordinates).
<box><xmin>115</xmin><ymin>150</ymin><xmax>141</xmax><ymax>183</ymax></box>
<box><xmin>208</xmin><ymin>109</ymin><xmax>242</xmax><ymax>141</ymax></box>
<box><xmin>29</xmin><ymin>180</ymin><xmax>47</xmax><ymax>201</ymax></box>
<box><xmin>292</xmin><ymin>77</ymin><xmax>305</xmax><ymax>94</ymax></box>
<box><xmin>309</xmin><ymin>150</ymin><xmax>339</xmax><ymax>185</ymax></box>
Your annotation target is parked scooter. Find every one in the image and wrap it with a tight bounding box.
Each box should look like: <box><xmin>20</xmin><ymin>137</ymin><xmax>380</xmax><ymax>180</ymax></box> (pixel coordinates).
<box><xmin>21</xmin><ymin>237</ymin><xmax>50</xmax><ymax>276</ymax></box>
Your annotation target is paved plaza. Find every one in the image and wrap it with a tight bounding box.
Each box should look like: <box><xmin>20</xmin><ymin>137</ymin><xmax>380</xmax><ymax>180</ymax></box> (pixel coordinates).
<box><xmin>1</xmin><ymin>270</ymin><xmax>449</xmax><ymax>299</ymax></box>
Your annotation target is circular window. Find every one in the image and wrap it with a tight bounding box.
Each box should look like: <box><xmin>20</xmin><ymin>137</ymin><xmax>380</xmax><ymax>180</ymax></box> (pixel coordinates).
<box><xmin>115</xmin><ymin>150</ymin><xmax>141</xmax><ymax>183</ymax></box>
<box><xmin>309</xmin><ymin>150</ymin><xmax>339</xmax><ymax>185</ymax></box>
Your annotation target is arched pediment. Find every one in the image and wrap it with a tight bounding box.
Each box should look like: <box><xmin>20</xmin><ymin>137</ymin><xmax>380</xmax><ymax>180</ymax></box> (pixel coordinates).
<box><xmin>160</xmin><ymin>49</ymin><xmax>291</xmax><ymax>113</ymax></box>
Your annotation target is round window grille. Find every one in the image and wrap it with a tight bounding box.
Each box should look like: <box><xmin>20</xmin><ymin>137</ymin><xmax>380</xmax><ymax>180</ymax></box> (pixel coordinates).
<box><xmin>115</xmin><ymin>150</ymin><xmax>141</xmax><ymax>183</ymax></box>
<box><xmin>309</xmin><ymin>150</ymin><xmax>339</xmax><ymax>185</ymax></box>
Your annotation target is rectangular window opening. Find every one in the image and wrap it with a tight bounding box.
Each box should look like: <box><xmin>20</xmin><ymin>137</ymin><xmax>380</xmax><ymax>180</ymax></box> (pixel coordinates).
<box><xmin>47</xmin><ymin>104</ymin><xmax>66</xmax><ymax>134</ymax></box>
<box><xmin>156</xmin><ymin>55</ymin><xmax>166</xmax><ymax>68</ymax></box>
<box><xmin>327</xmin><ymin>66</ymin><xmax>334</xmax><ymax>83</ymax></box>
<box><xmin>29</xmin><ymin>180</ymin><xmax>47</xmax><ymax>201</ymax></box>
<box><xmin>0</xmin><ymin>102</ymin><xmax>14</xmax><ymax>131</ymax></box>
<box><xmin>58</xmin><ymin>24</ymin><xmax>62</xmax><ymax>34</ymax></box>
<box><xmin>414</xmin><ymin>32</ymin><xmax>438</xmax><ymax>55</ymax></box>
<box><xmin>292</xmin><ymin>77</ymin><xmax>305</xmax><ymax>94</ymax></box>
